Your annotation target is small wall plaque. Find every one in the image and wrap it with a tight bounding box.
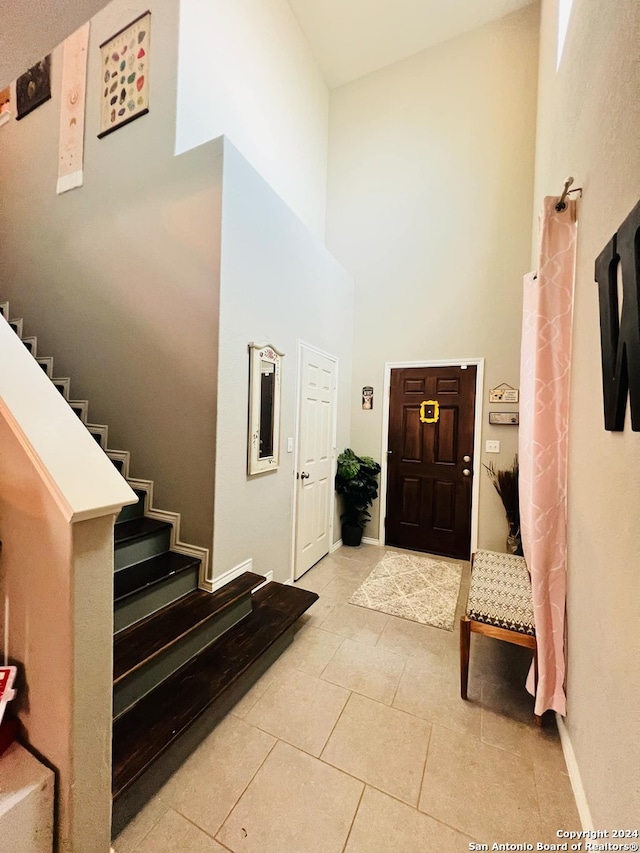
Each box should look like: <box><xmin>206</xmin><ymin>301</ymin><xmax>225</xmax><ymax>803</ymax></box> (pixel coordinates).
<box><xmin>362</xmin><ymin>386</ymin><xmax>373</xmax><ymax>409</ymax></box>
<box><xmin>489</xmin><ymin>411</ymin><xmax>519</xmax><ymax>425</ymax></box>
<box><xmin>489</xmin><ymin>383</ymin><xmax>519</xmax><ymax>403</ymax></box>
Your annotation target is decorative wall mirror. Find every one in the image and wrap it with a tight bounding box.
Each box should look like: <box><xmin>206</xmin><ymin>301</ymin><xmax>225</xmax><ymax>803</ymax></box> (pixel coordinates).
<box><xmin>248</xmin><ymin>343</ymin><xmax>284</xmax><ymax>475</ymax></box>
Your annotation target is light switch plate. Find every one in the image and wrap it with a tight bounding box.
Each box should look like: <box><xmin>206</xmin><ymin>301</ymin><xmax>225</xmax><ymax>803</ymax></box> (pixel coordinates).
<box><xmin>485</xmin><ymin>440</ymin><xmax>500</xmax><ymax>453</ymax></box>
<box><xmin>287</xmin><ymin>437</ymin><xmax>293</xmax><ymax>452</ymax></box>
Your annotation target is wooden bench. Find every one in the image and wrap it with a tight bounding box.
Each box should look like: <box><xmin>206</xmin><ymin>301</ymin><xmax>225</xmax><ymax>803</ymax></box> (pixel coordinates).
<box><xmin>460</xmin><ymin>549</ymin><xmax>541</xmax><ymax>724</ymax></box>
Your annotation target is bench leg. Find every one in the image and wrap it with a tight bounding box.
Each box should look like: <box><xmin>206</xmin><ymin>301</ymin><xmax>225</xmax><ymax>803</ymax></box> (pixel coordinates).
<box><xmin>460</xmin><ymin>616</ymin><xmax>471</xmax><ymax>700</ymax></box>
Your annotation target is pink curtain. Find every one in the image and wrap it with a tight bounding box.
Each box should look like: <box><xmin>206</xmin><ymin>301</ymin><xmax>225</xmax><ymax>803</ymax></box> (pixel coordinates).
<box><xmin>519</xmin><ymin>196</ymin><xmax>577</xmax><ymax>717</ymax></box>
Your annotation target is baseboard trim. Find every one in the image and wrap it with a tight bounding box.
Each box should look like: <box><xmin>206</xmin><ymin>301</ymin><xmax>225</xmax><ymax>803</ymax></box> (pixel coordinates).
<box><xmin>251</xmin><ymin>571</ymin><xmax>274</xmax><ymax>592</ymax></box>
<box><xmin>362</xmin><ymin>536</ymin><xmax>380</xmax><ymax>546</ymax></box>
<box><xmin>211</xmin><ymin>558</ymin><xmax>254</xmax><ymax>591</ymax></box>
<box><xmin>330</xmin><ymin>539</ymin><xmax>343</xmax><ymax>553</ymax></box>
<box><xmin>556</xmin><ymin>714</ymin><xmax>594</xmax><ymax>830</ymax></box>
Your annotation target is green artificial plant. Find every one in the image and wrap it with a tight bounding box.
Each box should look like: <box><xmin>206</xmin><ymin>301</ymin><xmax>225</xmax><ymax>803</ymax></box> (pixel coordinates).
<box><xmin>335</xmin><ymin>448</ymin><xmax>381</xmax><ymax>529</ymax></box>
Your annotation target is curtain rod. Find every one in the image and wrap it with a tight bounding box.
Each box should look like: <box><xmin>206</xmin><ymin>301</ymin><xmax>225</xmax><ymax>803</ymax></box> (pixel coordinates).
<box><xmin>555</xmin><ymin>176</ymin><xmax>583</xmax><ymax>212</ymax></box>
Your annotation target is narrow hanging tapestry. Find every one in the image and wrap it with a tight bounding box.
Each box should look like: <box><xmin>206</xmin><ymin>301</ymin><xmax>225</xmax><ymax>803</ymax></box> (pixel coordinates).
<box><xmin>98</xmin><ymin>11</ymin><xmax>150</xmax><ymax>138</ymax></box>
<box><xmin>57</xmin><ymin>23</ymin><xmax>90</xmax><ymax>194</ymax></box>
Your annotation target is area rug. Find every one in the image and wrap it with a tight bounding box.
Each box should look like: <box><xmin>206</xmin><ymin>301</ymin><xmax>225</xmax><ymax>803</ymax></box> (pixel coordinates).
<box><xmin>349</xmin><ymin>553</ymin><xmax>463</xmax><ymax>631</ymax></box>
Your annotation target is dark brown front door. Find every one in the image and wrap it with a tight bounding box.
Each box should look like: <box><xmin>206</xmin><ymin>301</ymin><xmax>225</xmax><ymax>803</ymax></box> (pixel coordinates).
<box><xmin>385</xmin><ymin>365</ymin><xmax>476</xmax><ymax>560</ymax></box>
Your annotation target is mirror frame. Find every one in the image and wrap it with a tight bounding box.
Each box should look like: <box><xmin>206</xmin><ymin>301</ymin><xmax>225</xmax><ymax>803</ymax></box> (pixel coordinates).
<box><xmin>248</xmin><ymin>342</ymin><xmax>284</xmax><ymax>475</ymax></box>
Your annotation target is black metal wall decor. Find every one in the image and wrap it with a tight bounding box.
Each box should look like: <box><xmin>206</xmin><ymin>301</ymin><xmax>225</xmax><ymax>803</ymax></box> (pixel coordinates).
<box><xmin>595</xmin><ymin>200</ymin><xmax>640</xmax><ymax>431</ymax></box>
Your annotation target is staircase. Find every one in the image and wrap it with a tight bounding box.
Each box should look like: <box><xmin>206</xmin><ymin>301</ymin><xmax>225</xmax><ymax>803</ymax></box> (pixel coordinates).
<box><xmin>0</xmin><ymin>302</ymin><xmax>318</xmax><ymax>834</ymax></box>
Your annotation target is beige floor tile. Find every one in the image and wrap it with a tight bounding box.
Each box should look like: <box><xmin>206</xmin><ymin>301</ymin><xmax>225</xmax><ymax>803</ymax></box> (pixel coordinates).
<box><xmin>320</xmin><ymin>602</ymin><xmax>389</xmax><ymax>645</ymax></box>
<box><xmin>322</xmin><ymin>573</ymin><xmax>369</xmax><ymax>601</ymax></box>
<box><xmin>480</xmin><ymin>681</ymin><xmax>569</xmax><ymax>771</ymax></box>
<box><xmin>376</xmin><ymin>612</ymin><xmax>451</xmax><ymax>658</ymax></box>
<box><xmin>229</xmin><ymin>652</ymin><xmax>291</xmax><ymax>719</ymax></box>
<box><xmin>534</xmin><ymin>763</ymin><xmax>581</xmax><ymax>839</ymax></box>
<box><xmin>345</xmin><ymin>786</ymin><xmax>475</xmax><ymax>853</ymax></box>
<box><xmin>113</xmin><ymin>796</ymin><xmax>169</xmax><ymax>853</ymax></box>
<box><xmin>294</xmin><ymin>560</ymin><xmax>339</xmax><ymax>594</ymax></box>
<box><xmin>393</xmin><ymin>651</ymin><xmax>482</xmax><ymax>737</ymax></box>
<box><xmin>276</xmin><ymin>626</ymin><xmax>344</xmax><ymax>676</ymax></box>
<box><xmin>321</xmin><ymin>637</ymin><xmax>406</xmax><ymax>704</ymax></box>
<box><xmin>296</xmin><ymin>596</ymin><xmax>336</xmax><ymax>629</ymax></box>
<box><xmin>245</xmin><ymin>668</ymin><xmax>350</xmax><ymax>756</ymax></box>
<box><xmin>158</xmin><ymin>715</ymin><xmax>275</xmax><ymax>838</ymax></box>
<box><xmin>322</xmin><ymin>692</ymin><xmax>431</xmax><ymax>806</ymax></box>
<box><xmin>216</xmin><ymin>740</ymin><xmax>363</xmax><ymax>853</ymax></box>
<box><xmin>419</xmin><ymin>724</ymin><xmax>542</xmax><ymax>840</ymax></box>
<box><xmin>134</xmin><ymin>808</ymin><xmax>227</xmax><ymax>852</ymax></box>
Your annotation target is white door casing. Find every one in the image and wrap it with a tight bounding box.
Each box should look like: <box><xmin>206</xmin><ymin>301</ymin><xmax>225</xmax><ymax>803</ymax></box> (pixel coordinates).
<box><xmin>294</xmin><ymin>343</ymin><xmax>338</xmax><ymax>580</ymax></box>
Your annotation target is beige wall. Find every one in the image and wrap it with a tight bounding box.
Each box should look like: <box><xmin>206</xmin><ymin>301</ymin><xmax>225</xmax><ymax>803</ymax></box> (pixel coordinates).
<box><xmin>326</xmin><ymin>5</ymin><xmax>540</xmax><ymax>550</ymax></box>
<box><xmin>533</xmin><ymin>0</ymin><xmax>640</xmax><ymax>824</ymax></box>
<box><xmin>0</xmin><ymin>0</ymin><xmax>222</xmax><ymax>550</ymax></box>
<box><xmin>176</xmin><ymin>0</ymin><xmax>329</xmax><ymax>238</ymax></box>
<box><xmin>214</xmin><ymin>140</ymin><xmax>354</xmax><ymax>583</ymax></box>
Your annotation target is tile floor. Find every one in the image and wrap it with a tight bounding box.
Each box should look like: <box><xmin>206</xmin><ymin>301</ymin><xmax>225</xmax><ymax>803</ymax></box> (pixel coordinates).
<box><xmin>114</xmin><ymin>544</ymin><xmax>581</xmax><ymax>853</ymax></box>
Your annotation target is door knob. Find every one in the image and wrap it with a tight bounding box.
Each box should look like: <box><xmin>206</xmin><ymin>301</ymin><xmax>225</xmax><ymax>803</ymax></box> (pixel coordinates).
<box><xmin>463</xmin><ymin>455</ymin><xmax>471</xmax><ymax>463</ymax></box>
<box><xmin>462</xmin><ymin>469</ymin><xmax>471</xmax><ymax>477</ymax></box>
<box><xmin>300</xmin><ymin>472</ymin><xmax>310</xmax><ymax>480</ymax></box>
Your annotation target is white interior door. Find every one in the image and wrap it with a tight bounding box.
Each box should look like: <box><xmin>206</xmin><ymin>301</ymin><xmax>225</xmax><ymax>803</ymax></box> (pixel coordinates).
<box><xmin>294</xmin><ymin>344</ymin><xmax>337</xmax><ymax>580</ymax></box>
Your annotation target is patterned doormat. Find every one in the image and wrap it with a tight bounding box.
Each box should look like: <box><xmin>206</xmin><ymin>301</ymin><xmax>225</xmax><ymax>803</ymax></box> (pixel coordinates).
<box><xmin>349</xmin><ymin>553</ymin><xmax>463</xmax><ymax>631</ymax></box>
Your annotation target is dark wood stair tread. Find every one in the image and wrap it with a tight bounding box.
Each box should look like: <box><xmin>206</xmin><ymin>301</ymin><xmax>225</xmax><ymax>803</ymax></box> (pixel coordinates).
<box><xmin>113</xmin><ymin>572</ymin><xmax>266</xmax><ymax>683</ymax></box>
<box><xmin>112</xmin><ymin>581</ymin><xmax>318</xmax><ymax>798</ymax></box>
<box><xmin>114</xmin><ymin>516</ymin><xmax>172</xmax><ymax>546</ymax></box>
<box><xmin>114</xmin><ymin>551</ymin><xmax>200</xmax><ymax>602</ymax></box>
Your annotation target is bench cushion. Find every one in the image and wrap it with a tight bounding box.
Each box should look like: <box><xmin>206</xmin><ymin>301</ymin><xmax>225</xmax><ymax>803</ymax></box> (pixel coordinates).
<box><xmin>466</xmin><ymin>550</ymin><xmax>535</xmax><ymax>635</ymax></box>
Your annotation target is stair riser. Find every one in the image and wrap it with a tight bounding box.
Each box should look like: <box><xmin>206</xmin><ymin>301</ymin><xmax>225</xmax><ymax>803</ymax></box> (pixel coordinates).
<box><xmin>114</xmin><ymin>566</ymin><xmax>199</xmax><ymax>632</ymax></box>
<box><xmin>116</xmin><ymin>492</ymin><xmax>147</xmax><ymax>524</ymax></box>
<box><xmin>113</xmin><ymin>597</ymin><xmax>253</xmax><ymax>719</ymax></box>
<box><xmin>114</xmin><ymin>528</ymin><xmax>172</xmax><ymax>571</ymax></box>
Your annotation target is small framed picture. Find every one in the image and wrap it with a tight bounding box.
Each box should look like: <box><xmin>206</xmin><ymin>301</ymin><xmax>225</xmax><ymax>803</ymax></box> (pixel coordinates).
<box><xmin>16</xmin><ymin>56</ymin><xmax>51</xmax><ymax>120</ymax></box>
<box><xmin>98</xmin><ymin>11</ymin><xmax>150</xmax><ymax>138</ymax></box>
<box><xmin>362</xmin><ymin>386</ymin><xmax>373</xmax><ymax>410</ymax></box>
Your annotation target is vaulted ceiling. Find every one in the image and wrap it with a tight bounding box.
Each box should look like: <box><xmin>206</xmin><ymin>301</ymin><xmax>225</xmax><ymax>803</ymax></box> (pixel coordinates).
<box><xmin>0</xmin><ymin>0</ymin><xmax>536</xmax><ymax>91</ymax></box>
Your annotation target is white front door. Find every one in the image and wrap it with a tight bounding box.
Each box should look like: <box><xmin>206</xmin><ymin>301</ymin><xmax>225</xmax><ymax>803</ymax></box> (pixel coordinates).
<box><xmin>294</xmin><ymin>344</ymin><xmax>337</xmax><ymax>580</ymax></box>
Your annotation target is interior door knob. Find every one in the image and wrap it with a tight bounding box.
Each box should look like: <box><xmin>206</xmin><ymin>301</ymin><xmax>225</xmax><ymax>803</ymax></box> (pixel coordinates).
<box><xmin>300</xmin><ymin>472</ymin><xmax>310</xmax><ymax>480</ymax></box>
<box><xmin>462</xmin><ymin>469</ymin><xmax>471</xmax><ymax>477</ymax></box>
<box><xmin>463</xmin><ymin>455</ymin><xmax>471</xmax><ymax>463</ymax></box>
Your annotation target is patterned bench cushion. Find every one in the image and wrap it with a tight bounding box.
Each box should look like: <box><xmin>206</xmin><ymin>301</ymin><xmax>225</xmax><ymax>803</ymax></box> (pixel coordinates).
<box><xmin>467</xmin><ymin>550</ymin><xmax>535</xmax><ymax>635</ymax></box>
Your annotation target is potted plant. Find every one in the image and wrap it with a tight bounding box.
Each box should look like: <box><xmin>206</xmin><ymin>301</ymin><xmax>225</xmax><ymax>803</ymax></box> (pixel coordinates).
<box><xmin>483</xmin><ymin>455</ymin><xmax>523</xmax><ymax>555</ymax></box>
<box><xmin>335</xmin><ymin>448</ymin><xmax>381</xmax><ymax>547</ymax></box>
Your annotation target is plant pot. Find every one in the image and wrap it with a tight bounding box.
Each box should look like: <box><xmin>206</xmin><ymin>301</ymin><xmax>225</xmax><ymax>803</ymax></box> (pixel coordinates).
<box><xmin>342</xmin><ymin>523</ymin><xmax>363</xmax><ymax>547</ymax></box>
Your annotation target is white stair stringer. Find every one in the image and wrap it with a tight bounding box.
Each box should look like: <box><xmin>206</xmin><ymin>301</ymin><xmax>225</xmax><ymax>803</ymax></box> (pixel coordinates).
<box><xmin>22</xmin><ymin>336</ymin><xmax>37</xmax><ymax>356</ymax></box>
<box><xmin>69</xmin><ymin>401</ymin><xmax>89</xmax><ymax>424</ymax></box>
<box><xmin>126</xmin><ymin>476</ymin><xmax>211</xmax><ymax>591</ymax></box>
<box><xmin>9</xmin><ymin>317</ymin><xmax>23</xmax><ymax>336</ymax></box>
<box><xmin>86</xmin><ymin>423</ymin><xmax>109</xmax><ymax>449</ymax></box>
<box><xmin>37</xmin><ymin>356</ymin><xmax>54</xmax><ymax>377</ymax></box>
<box><xmin>106</xmin><ymin>449</ymin><xmax>131</xmax><ymax>479</ymax></box>
<box><xmin>52</xmin><ymin>377</ymin><xmax>71</xmax><ymax>400</ymax></box>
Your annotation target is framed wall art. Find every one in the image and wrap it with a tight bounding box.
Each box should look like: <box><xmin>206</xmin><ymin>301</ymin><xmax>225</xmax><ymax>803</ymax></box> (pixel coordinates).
<box><xmin>16</xmin><ymin>56</ymin><xmax>51</xmax><ymax>120</ymax></box>
<box><xmin>98</xmin><ymin>11</ymin><xmax>150</xmax><ymax>138</ymax></box>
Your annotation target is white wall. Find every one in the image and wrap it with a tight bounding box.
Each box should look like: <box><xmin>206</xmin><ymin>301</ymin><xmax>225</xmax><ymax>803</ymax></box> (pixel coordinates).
<box><xmin>326</xmin><ymin>4</ymin><xmax>540</xmax><ymax>549</ymax></box>
<box><xmin>533</xmin><ymin>0</ymin><xmax>640</xmax><ymax>825</ymax></box>
<box><xmin>176</xmin><ymin>0</ymin><xmax>329</xmax><ymax>238</ymax></box>
<box><xmin>213</xmin><ymin>140</ymin><xmax>354</xmax><ymax>583</ymax></box>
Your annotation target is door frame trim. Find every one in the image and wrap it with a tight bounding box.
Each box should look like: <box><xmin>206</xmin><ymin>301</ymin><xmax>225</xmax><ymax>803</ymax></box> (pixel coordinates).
<box><xmin>378</xmin><ymin>357</ymin><xmax>485</xmax><ymax>555</ymax></box>
<box><xmin>290</xmin><ymin>340</ymin><xmax>339</xmax><ymax>582</ymax></box>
